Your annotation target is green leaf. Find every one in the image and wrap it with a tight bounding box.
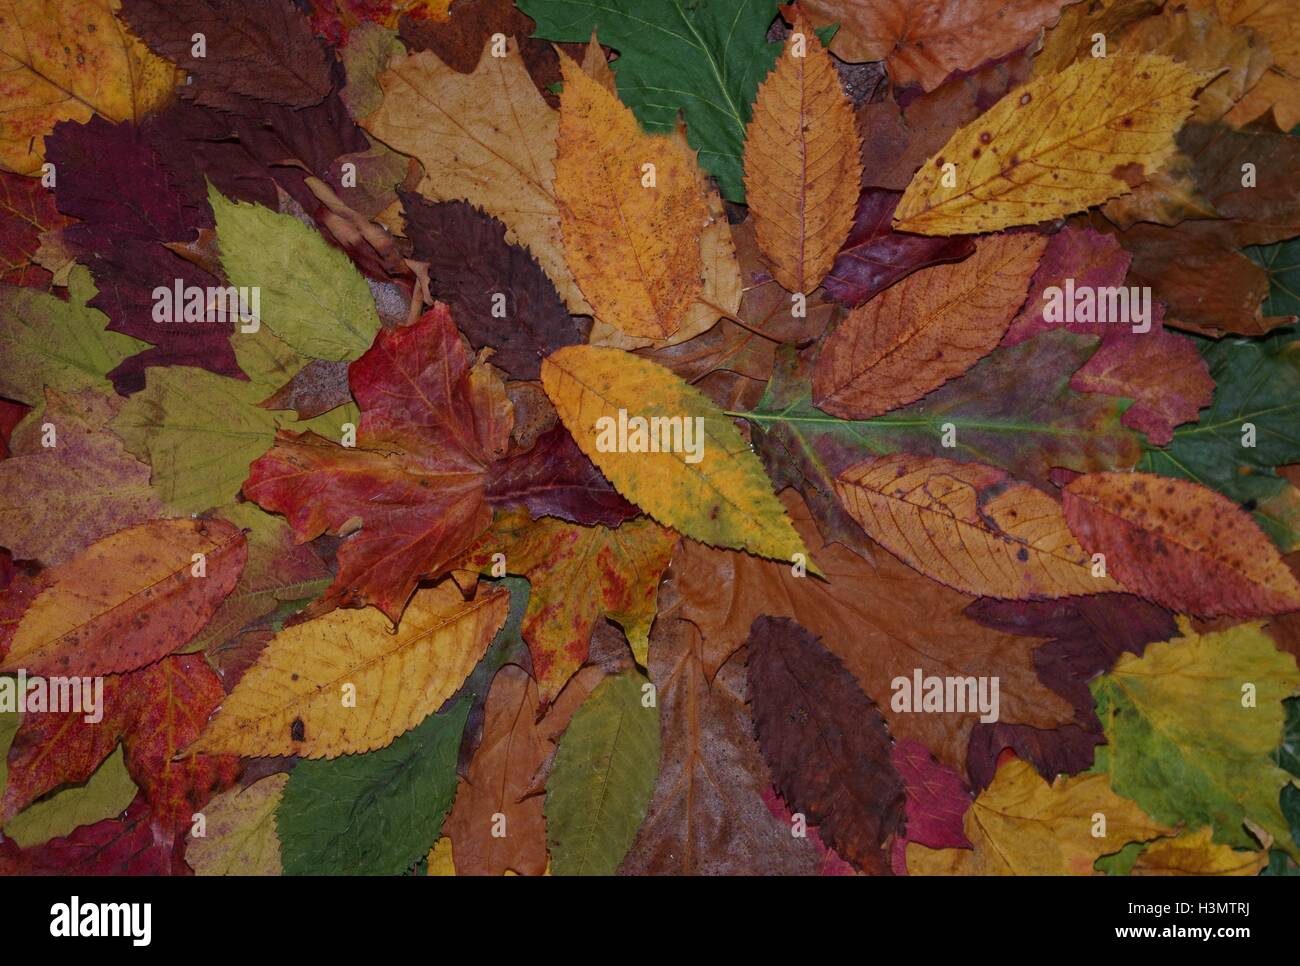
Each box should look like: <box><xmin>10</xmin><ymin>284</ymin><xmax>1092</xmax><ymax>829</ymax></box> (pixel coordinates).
<box><xmin>0</xmin><ymin>266</ymin><xmax>148</xmax><ymax>406</ymax></box>
<box><xmin>520</xmin><ymin>0</ymin><xmax>782</xmax><ymax>202</ymax></box>
<box><xmin>0</xmin><ymin>723</ymin><xmax>139</xmax><ymax>849</ymax></box>
<box><xmin>209</xmin><ymin>184</ymin><xmax>380</xmax><ymax>361</ymax></box>
<box><xmin>1138</xmin><ymin>327</ymin><xmax>1300</xmax><ymax>549</ymax></box>
<box><xmin>739</xmin><ymin>334</ymin><xmax>1141</xmax><ymax>546</ymax></box>
<box><xmin>1090</xmin><ymin>621</ymin><xmax>1300</xmax><ymax>859</ymax></box>
<box><xmin>276</xmin><ymin>695</ymin><xmax>470</xmax><ymax>875</ymax></box>
<box><xmin>545</xmin><ymin>671</ymin><xmax>659</xmax><ymax>875</ymax></box>
<box><xmin>1245</xmin><ymin>231</ymin><xmax>1300</xmax><ymax>318</ymax></box>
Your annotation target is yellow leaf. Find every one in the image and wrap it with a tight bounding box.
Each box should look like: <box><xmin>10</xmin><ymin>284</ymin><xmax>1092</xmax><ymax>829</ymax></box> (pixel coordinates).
<box><xmin>894</xmin><ymin>54</ymin><xmax>1209</xmax><ymax>235</ymax></box>
<box><xmin>836</xmin><ymin>455</ymin><xmax>1120</xmax><ymax>598</ymax></box>
<box><xmin>189</xmin><ymin>582</ymin><xmax>508</xmax><ymax>759</ymax></box>
<box><xmin>362</xmin><ymin>38</ymin><xmax>590</xmax><ymax>314</ymax></box>
<box><xmin>1127</xmin><ymin>828</ymin><xmax>1269</xmax><ymax>876</ymax></box>
<box><xmin>426</xmin><ymin>836</ymin><xmax>456</xmax><ymax>876</ymax></box>
<box><xmin>743</xmin><ymin>13</ymin><xmax>861</xmax><ymax>293</ymax></box>
<box><xmin>0</xmin><ymin>0</ymin><xmax>180</xmax><ymax>174</ymax></box>
<box><xmin>540</xmin><ymin>345</ymin><xmax>810</xmax><ymax>567</ymax></box>
<box><xmin>554</xmin><ymin>54</ymin><xmax>709</xmax><ymax>341</ymax></box>
<box><xmin>187</xmin><ymin>774</ymin><xmax>289</xmax><ymax>877</ymax></box>
<box><xmin>907</xmin><ymin>757</ymin><xmax>1173</xmax><ymax>875</ymax></box>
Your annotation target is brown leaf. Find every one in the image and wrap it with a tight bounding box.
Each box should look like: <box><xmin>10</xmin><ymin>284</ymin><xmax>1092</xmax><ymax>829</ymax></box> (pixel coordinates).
<box><xmin>747</xmin><ymin>616</ymin><xmax>905</xmax><ymax>874</ymax></box>
<box><xmin>813</xmin><ymin>233</ymin><xmax>1046</xmax><ymax>419</ymax></box>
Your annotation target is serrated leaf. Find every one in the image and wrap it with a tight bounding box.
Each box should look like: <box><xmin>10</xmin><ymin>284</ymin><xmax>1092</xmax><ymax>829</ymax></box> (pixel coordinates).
<box><xmin>277</xmin><ymin>695</ymin><xmax>470</xmax><ymax>875</ymax></box>
<box><xmin>190</xmin><ymin>583</ymin><xmax>507</xmax><ymax>759</ymax></box>
<box><xmin>541</xmin><ymin>345</ymin><xmax>809</xmax><ymax>565</ymax></box>
<box><xmin>894</xmin><ymin>54</ymin><xmax>1207</xmax><ymax>235</ymax></box>
<box><xmin>186</xmin><ymin>774</ymin><xmax>288</xmax><ymax>876</ymax></box>
<box><xmin>545</xmin><ymin>671</ymin><xmax>659</xmax><ymax>875</ymax></box>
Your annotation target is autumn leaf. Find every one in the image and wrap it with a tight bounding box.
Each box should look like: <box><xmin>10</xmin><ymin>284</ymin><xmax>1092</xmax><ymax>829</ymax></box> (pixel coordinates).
<box><xmin>3</xmin><ymin>745</ymin><xmax>137</xmax><ymax>849</ymax></box>
<box><xmin>743</xmin><ymin>12</ymin><xmax>860</xmax><ymax>294</ymax></box>
<box><xmin>1062</xmin><ymin>472</ymin><xmax>1300</xmax><ymax>615</ymax></box>
<box><xmin>668</xmin><ymin>491</ymin><xmax>1075</xmax><ymax>774</ymax></box>
<box><xmin>889</xmin><ymin>740</ymin><xmax>971</xmax><ymax>874</ymax></box>
<box><xmin>545</xmin><ymin>671</ymin><xmax>660</xmax><ymax>875</ymax></box>
<box><xmin>186</xmin><ymin>774</ymin><xmax>289</xmax><ymax>876</ymax></box>
<box><xmin>0</xmin><ymin>169</ymin><xmax>71</xmax><ymax>288</ymax></box>
<box><xmin>521</xmin><ymin>0</ymin><xmax>785</xmax><ymax>202</ymax></box>
<box><xmin>554</xmin><ymin>55</ymin><xmax>708</xmax><ymax>341</ymax></box>
<box><xmin>893</xmin><ymin>54</ymin><xmax>1208</xmax><ymax>235</ymax></box>
<box><xmin>363</xmin><ymin>37</ymin><xmax>590</xmax><ymax>314</ymax></box>
<box><xmin>400</xmin><ymin>193</ymin><xmax>583</xmax><ymax>379</ymax></box>
<box><xmin>0</xmin><ymin>389</ymin><xmax>164</xmax><ymax>566</ymax></box>
<box><xmin>189</xmin><ymin>582</ymin><xmax>507</xmax><ymax>759</ymax></box>
<box><xmin>835</xmin><ymin>454</ymin><xmax>1119</xmax><ymax>599</ymax></box>
<box><xmin>906</xmin><ymin>756</ymin><xmax>1173</xmax><ymax>875</ymax></box>
<box><xmin>442</xmin><ymin>663</ymin><xmax>601</xmax><ymax>876</ymax></box>
<box><xmin>0</xmin><ymin>0</ymin><xmax>180</xmax><ymax>175</ymax></box>
<box><xmin>1091</xmin><ymin>619</ymin><xmax>1300</xmax><ymax>858</ymax></box>
<box><xmin>813</xmin><ymin>233</ymin><xmax>1047</xmax><ymax>418</ymax></box>
<box><xmin>541</xmin><ymin>345</ymin><xmax>809</xmax><ymax>566</ymax></box>
<box><xmin>0</xmin><ymin>519</ymin><xmax>245</xmax><ymax>677</ymax></box>
<box><xmin>243</xmin><ymin>305</ymin><xmax>512</xmax><ymax>620</ymax></box>
<box><xmin>619</xmin><ymin>617</ymin><xmax>822</xmax><ymax>875</ymax></box>
<box><xmin>460</xmin><ymin>511</ymin><xmax>675</xmax><ymax>701</ymax></box>
<box><xmin>747</xmin><ymin>616</ymin><xmax>905</xmax><ymax>874</ymax></box>
<box><xmin>1103</xmin><ymin>827</ymin><xmax>1269</xmax><ymax>876</ymax></box>
<box><xmin>800</xmin><ymin>0</ymin><xmax>1073</xmax><ymax>91</ymax></box>
<box><xmin>821</xmin><ymin>189</ymin><xmax>975</xmax><ymax>308</ymax></box>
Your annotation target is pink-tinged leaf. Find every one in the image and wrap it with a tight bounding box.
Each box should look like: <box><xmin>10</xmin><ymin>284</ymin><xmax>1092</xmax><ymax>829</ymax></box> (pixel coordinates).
<box><xmin>485</xmin><ymin>425</ymin><xmax>639</xmax><ymax>528</ymax></box>
<box><xmin>0</xmin><ymin>519</ymin><xmax>247</xmax><ymax>677</ymax></box>
<box><xmin>243</xmin><ymin>304</ymin><xmax>512</xmax><ymax>621</ymax></box>
<box><xmin>889</xmin><ymin>740</ymin><xmax>971</xmax><ymax>875</ymax></box>
<box><xmin>0</xmin><ymin>170</ymin><xmax>70</xmax><ymax>290</ymax></box>
<box><xmin>821</xmin><ymin>189</ymin><xmax>974</xmax><ymax>308</ymax></box>
<box><xmin>1063</xmin><ymin>473</ymin><xmax>1300</xmax><ymax>617</ymax></box>
<box><xmin>761</xmin><ymin>786</ymin><xmax>857</xmax><ymax>875</ymax></box>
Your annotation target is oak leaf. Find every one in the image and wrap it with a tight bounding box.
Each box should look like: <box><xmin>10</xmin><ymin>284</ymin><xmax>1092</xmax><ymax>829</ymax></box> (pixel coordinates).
<box><xmin>893</xmin><ymin>54</ymin><xmax>1208</xmax><ymax>235</ymax></box>
<box><xmin>743</xmin><ymin>13</ymin><xmax>861</xmax><ymax>294</ymax></box>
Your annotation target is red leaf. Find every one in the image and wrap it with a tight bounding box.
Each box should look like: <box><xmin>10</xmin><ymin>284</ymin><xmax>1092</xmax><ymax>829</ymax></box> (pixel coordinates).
<box><xmin>0</xmin><ymin>170</ymin><xmax>70</xmax><ymax>290</ymax></box>
<box><xmin>244</xmin><ymin>304</ymin><xmax>512</xmax><ymax>620</ymax></box>
<box><xmin>889</xmin><ymin>740</ymin><xmax>971</xmax><ymax>875</ymax></box>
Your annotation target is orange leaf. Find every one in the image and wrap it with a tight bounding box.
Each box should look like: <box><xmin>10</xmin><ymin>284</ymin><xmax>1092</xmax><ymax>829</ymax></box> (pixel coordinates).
<box><xmin>813</xmin><ymin>233</ymin><xmax>1046</xmax><ymax>419</ymax></box>
<box><xmin>835</xmin><ymin>455</ymin><xmax>1120</xmax><ymax>599</ymax></box>
<box><xmin>743</xmin><ymin>13</ymin><xmax>861</xmax><ymax>293</ymax></box>
<box><xmin>553</xmin><ymin>54</ymin><xmax>708</xmax><ymax>340</ymax></box>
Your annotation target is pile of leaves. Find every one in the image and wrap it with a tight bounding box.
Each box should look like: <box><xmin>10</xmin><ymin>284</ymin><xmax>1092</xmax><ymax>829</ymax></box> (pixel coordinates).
<box><xmin>0</xmin><ymin>0</ymin><xmax>1298</xmax><ymax>877</ymax></box>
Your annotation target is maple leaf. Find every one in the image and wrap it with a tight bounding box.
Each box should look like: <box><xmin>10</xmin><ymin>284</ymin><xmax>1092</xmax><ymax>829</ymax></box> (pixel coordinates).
<box><xmin>243</xmin><ymin>304</ymin><xmax>513</xmax><ymax>619</ymax></box>
<box><xmin>0</xmin><ymin>0</ymin><xmax>180</xmax><ymax>175</ymax></box>
<box><xmin>0</xmin><ymin>169</ymin><xmax>71</xmax><ymax>289</ymax></box>
<box><xmin>461</xmin><ymin>511</ymin><xmax>675</xmax><ymax>701</ymax></box>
